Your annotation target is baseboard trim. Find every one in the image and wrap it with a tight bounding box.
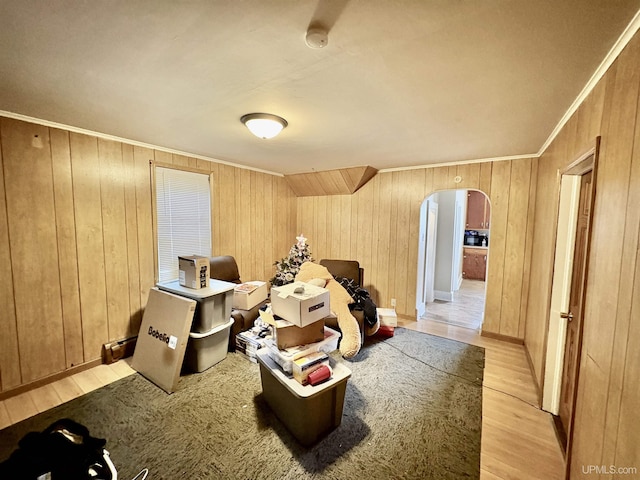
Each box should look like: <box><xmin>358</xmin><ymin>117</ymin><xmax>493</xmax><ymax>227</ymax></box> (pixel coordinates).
<box><xmin>434</xmin><ymin>290</ymin><xmax>453</xmax><ymax>302</ymax></box>
<box><xmin>480</xmin><ymin>330</ymin><xmax>524</xmax><ymax>345</ymax></box>
<box><xmin>0</xmin><ymin>358</ymin><xmax>103</xmax><ymax>401</ymax></box>
<box><xmin>524</xmin><ymin>342</ymin><xmax>543</xmax><ymax>407</ymax></box>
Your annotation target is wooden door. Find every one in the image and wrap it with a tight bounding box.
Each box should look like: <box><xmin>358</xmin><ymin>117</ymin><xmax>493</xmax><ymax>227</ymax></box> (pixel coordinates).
<box><xmin>558</xmin><ymin>171</ymin><xmax>593</xmax><ymax>444</ymax></box>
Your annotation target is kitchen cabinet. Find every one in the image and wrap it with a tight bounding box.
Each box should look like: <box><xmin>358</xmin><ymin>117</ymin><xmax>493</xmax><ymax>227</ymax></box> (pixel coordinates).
<box><xmin>462</xmin><ymin>247</ymin><xmax>487</xmax><ymax>281</ymax></box>
<box><xmin>466</xmin><ymin>190</ymin><xmax>491</xmax><ymax>229</ymax></box>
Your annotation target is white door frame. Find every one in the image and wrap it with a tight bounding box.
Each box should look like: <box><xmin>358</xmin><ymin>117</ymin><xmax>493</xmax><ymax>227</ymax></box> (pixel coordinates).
<box><xmin>416</xmin><ymin>198</ymin><xmax>438</xmax><ymax>316</ymax></box>
<box><xmin>542</xmin><ymin>147</ymin><xmax>597</xmax><ymax>414</ymax></box>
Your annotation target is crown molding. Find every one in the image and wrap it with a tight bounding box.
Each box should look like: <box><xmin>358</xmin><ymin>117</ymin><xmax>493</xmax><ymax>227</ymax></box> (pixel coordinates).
<box><xmin>0</xmin><ymin>110</ymin><xmax>284</xmax><ymax>177</ymax></box>
<box><xmin>377</xmin><ymin>153</ymin><xmax>538</xmax><ymax>173</ymax></box>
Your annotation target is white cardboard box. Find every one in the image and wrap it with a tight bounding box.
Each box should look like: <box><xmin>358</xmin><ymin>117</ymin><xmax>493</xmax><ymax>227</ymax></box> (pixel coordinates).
<box><xmin>271</xmin><ymin>281</ymin><xmax>330</xmax><ymax>327</ymax></box>
<box><xmin>377</xmin><ymin>308</ymin><xmax>398</xmax><ymax>327</ymax></box>
<box><xmin>233</xmin><ymin>281</ymin><xmax>268</xmax><ymax>310</ymax></box>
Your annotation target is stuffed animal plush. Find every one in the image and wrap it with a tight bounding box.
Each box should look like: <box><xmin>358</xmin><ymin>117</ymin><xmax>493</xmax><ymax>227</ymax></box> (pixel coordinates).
<box><xmin>295</xmin><ymin>262</ymin><xmax>362</xmax><ymax>358</ymax></box>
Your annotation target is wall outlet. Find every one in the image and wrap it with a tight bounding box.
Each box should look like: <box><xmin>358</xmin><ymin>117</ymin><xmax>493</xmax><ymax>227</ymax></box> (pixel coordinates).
<box><xmin>391</xmin><ymin>298</ymin><xmax>396</xmax><ymax>307</ymax></box>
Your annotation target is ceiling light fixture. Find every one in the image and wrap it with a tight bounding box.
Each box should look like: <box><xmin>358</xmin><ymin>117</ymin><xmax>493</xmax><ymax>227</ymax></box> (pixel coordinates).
<box><xmin>240</xmin><ymin>113</ymin><xmax>288</xmax><ymax>139</ymax></box>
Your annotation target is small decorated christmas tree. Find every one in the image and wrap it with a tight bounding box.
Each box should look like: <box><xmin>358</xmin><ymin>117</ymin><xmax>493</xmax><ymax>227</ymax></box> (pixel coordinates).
<box><xmin>271</xmin><ymin>234</ymin><xmax>313</xmax><ymax>286</ymax></box>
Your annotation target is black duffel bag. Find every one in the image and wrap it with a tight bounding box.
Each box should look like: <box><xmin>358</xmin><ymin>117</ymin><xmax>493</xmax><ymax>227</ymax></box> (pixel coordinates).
<box><xmin>0</xmin><ymin>418</ymin><xmax>116</xmax><ymax>479</ymax></box>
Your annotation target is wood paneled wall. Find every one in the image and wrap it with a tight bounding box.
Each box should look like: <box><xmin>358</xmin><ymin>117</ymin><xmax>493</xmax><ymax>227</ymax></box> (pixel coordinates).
<box><xmin>0</xmin><ymin>117</ymin><xmax>296</xmax><ymax>393</ymax></box>
<box><xmin>296</xmin><ymin>157</ymin><xmax>538</xmax><ymax>339</ymax></box>
<box><xmin>524</xmin><ymin>31</ymin><xmax>640</xmax><ymax>476</ymax></box>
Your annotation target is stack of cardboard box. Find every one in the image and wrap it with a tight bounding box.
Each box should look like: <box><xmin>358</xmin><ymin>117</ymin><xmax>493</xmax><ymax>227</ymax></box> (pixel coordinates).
<box><xmin>260</xmin><ymin>281</ymin><xmax>338</xmax><ymax>385</ymax></box>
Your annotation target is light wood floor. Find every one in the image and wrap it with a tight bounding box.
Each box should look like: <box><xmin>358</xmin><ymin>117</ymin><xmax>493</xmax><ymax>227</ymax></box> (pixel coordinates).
<box><xmin>421</xmin><ymin>278</ymin><xmax>486</xmax><ymax>330</ymax></box>
<box><xmin>0</xmin><ymin>321</ymin><xmax>565</xmax><ymax>479</ymax></box>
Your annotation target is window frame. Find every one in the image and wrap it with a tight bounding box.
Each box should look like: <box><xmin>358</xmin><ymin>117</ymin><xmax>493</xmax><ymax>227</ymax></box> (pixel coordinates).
<box><xmin>151</xmin><ymin>161</ymin><xmax>214</xmax><ymax>284</ymax></box>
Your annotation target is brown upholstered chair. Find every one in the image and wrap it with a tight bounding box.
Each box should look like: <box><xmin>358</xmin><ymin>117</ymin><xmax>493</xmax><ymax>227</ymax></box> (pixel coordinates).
<box><xmin>319</xmin><ymin>259</ymin><xmax>366</xmax><ymax>346</ymax></box>
<box><xmin>209</xmin><ymin>255</ymin><xmax>268</xmax><ymax>351</ymax></box>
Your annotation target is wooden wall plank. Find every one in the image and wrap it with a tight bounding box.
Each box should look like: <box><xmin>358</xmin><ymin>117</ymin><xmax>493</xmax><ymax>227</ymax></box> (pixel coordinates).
<box><xmin>479</xmin><ymin>162</ymin><xmax>493</xmax><ymax>197</ymax></box>
<box><xmin>0</xmin><ymin>119</ymin><xmax>21</xmax><ymax>390</ymax></box>
<box><xmin>456</xmin><ymin>163</ymin><xmax>481</xmax><ymax>190</ymax></box>
<box><xmin>122</xmin><ymin>144</ymin><xmax>141</xmax><ymax>336</ymax></box>
<box><xmin>569</xmin><ymin>58</ymin><xmax>625</xmax><ymax>472</ymax></box>
<box><xmin>518</xmin><ymin>158</ymin><xmax>538</xmax><ymax>339</ymax></box>
<box><xmin>339</xmin><ymin>195</ymin><xmax>352</xmax><ymax>260</ymax></box>
<box><xmin>237</xmin><ymin>169</ymin><xmax>252</xmax><ymax>275</ymax></box>
<box><xmin>600</xmin><ymin>42</ymin><xmax>640</xmax><ymax>470</ymax></box>
<box><xmin>261</xmin><ymin>174</ymin><xmax>274</xmax><ymax>281</ymax></box>
<box><xmin>615</xmin><ymin>245</ymin><xmax>640</xmax><ymax>471</ymax></box>
<box><xmin>133</xmin><ymin>147</ymin><xmax>154</xmax><ymax>308</ymax></box>
<box><xmin>500</xmin><ymin>158</ymin><xmax>532</xmax><ymax>337</ymax></box>
<box><xmin>315</xmin><ymin>196</ymin><xmax>328</xmax><ymax>257</ymax></box>
<box><xmin>98</xmin><ymin>139</ymin><xmax>130</xmax><ymax>342</ymax></box>
<box><xmin>367</xmin><ymin>176</ymin><xmax>379</xmax><ymax>294</ymax></box>
<box><xmin>329</xmin><ymin>196</ymin><xmax>342</xmax><ymax>259</ymax></box>
<box><xmin>171</xmin><ymin>154</ymin><xmax>189</xmax><ymax>167</ymax></box>
<box><xmin>154</xmin><ymin>150</ymin><xmax>172</xmax><ymax>165</ymax></box>
<box><xmin>483</xmin><ymin>161</ymin><xmax>511</xmax><ymax>334</ymax></box>
<box><xmin>2</xmin><ymin>119</ymin><xmax>65</xmax><ymax>382</ymax></box>
<box><xmin>70</xmin><ymin>132</ymin><xmax>108</xmax><ymax>361</ymax></box>
<box><xmin>217</xmin><ymin>164</ymin><xmax>236</xmax><ymax>257</ymax></box>
<box><xmin>50</xmin><ymin>128</ymin><xmax>84</xmax><ymax>367</ymax></box>
<box><xmin>376</xmin><ymin>173</ymin><xmax>392</xmax><ymax>306</ymax></box>
<box><xmin>394</xmin><ymin>171</ymin><xmax>411</xmax><ymax>314</ymax></box>
<box><xmin>408</xmin><ymin>169</ymin><xmax>426</xmax><ymax>313</ymax></box>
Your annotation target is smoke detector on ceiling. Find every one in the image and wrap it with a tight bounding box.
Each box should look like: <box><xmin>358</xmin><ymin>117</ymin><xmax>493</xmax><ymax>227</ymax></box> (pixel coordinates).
<box><xmin>305</xmin><ymin>26</ymin><xmax>328</xmax><ymax>49</ymax></box>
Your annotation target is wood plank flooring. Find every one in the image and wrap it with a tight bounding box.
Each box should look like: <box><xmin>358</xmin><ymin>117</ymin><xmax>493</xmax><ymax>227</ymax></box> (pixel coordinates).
<box><xmin>421</xmin><ymin>278</ymin><xmax>486</xmax><ymax>330</ymax></box>
<box><xmin>0</xmin><ymin>316</ymin><xmax>564</xmax><ymax>479</ymax></box>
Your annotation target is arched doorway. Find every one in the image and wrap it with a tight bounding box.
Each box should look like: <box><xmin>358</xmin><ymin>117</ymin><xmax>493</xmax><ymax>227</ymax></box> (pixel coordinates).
<box><xmin>416</xmin><ymin>189</ymin><xmax>490</xmax><ymax>330</ymax></box>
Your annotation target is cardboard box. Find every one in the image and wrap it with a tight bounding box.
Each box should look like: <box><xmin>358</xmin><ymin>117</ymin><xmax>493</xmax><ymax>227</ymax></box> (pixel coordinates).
<box><xmin>377</xmin><ymin>308</ymin><xmax>398</xmax><ymax>327</ymax></box>
<box><xmin>274</xmin><ymin>318</ymin><xmax>325</xmax><ymax>350</ymax></box>
<box><xmin>271</xmin><ymin>281</ymin><xmax>330</xmax><ymax>327</ymax></box>
<box><xmin>131</xmin><ymin>288</ymin><xmax>196</xmax><ymax>393</ymax></box>
<box><xmin>178</xmin><ymin>255</ymin><xmax>210</xmax><ymax>289</ymax></box>
<box><xmin>233</xmin><ymin>281</ymin><xmax>268</xmax><ymax>310</ymax></box>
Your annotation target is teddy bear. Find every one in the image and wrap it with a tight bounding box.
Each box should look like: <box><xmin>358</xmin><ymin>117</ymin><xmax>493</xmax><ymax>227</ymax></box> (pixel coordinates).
<box><xmin>295</xmin><ymin>261</ymin><xmax>365</xmax><ymax>358</ymax></box>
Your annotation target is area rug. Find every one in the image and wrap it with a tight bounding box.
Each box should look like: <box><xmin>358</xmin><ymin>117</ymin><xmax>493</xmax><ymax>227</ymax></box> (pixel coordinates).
<box><xmin>0</xmin><ymin>328</ymin><xmax>484</xmax><ymax>479</ymax></box>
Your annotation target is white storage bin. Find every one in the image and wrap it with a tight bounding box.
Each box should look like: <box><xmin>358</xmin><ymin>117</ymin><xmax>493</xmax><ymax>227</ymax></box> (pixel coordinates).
<box><xmin>157</xmin><ymin>279</ymin><xmax>235</xmax><ymax>333</ymax></box>
<box><xmin>183</xmin><ymin>318</ymin><xmax>233</xmax><ymax>372</ymax></box>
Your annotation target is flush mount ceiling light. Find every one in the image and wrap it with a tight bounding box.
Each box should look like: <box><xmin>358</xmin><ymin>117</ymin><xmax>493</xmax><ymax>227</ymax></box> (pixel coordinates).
<box><xmin>240</xmin><ymin>113</ymin><xmax>288</xmax><ymax>139</ymax></box>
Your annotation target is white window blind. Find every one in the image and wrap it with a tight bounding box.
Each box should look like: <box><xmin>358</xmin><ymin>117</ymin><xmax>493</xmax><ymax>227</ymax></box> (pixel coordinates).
<box><xmin>155</xmin><ymin>167</ymin><xmax>211</xmax><ymax>282</ymax></box>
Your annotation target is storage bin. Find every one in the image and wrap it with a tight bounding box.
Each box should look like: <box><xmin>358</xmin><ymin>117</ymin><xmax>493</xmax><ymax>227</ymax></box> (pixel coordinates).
<box><xmin>183</xmin><ymin>318</ymin><xmax>234</xmax><ymax>372</ymax></box>
<box><xmin>157</xmin><ymin>279</ymin><xmax>235</xmax><ymax>333</ymax></box>
<box><xmin>256</xmin><ymin>349</ymin><xmax>351</xmax><ymax>446</ymax></box>
<box><xmin>264</xmin><ymin>326</ymin><xmax>340</xmax><ymax>373</ymax></box>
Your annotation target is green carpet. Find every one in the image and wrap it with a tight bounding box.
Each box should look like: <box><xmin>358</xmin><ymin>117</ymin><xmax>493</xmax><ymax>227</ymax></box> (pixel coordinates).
<box><xmin>0</xmin><ymin>328</ymin><xmax>484</xmax><ymax>479</ymax></box>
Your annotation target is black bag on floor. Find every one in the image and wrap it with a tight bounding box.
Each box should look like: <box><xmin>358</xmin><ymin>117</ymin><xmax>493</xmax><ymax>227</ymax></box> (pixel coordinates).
<box><xmin>336</xmin><ymin>277</ymin><xmax>378</xmax><ymax>327</ymax></box>
<box><xmin>0</xmin><ymin>418</ymin><xmax>116</xmax><ymax>479</ymax></box>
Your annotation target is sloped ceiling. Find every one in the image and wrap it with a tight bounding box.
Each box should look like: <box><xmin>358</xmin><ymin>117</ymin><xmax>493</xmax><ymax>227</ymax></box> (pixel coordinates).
<box><xmin>0</xmin><ymin>1</ymin><xmax>639</xmax><ymax>174</ymax></box>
